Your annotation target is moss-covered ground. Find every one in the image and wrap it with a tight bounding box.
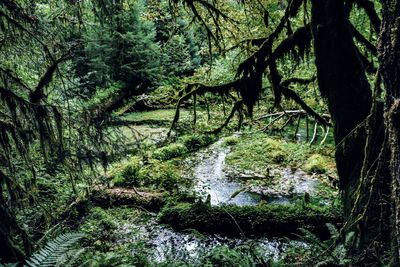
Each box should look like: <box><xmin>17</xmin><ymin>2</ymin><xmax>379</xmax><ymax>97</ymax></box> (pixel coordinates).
<box><xmin>58</xmin><ymin>108</ymin><xmax>341</xmax><ymax>266</ymax></box>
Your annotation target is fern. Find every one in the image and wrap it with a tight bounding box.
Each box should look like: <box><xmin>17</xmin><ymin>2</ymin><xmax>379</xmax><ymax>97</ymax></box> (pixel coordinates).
<box><xmin>24</xmin><ymin>233</ymin><xmax>85</xmax><ymax>267</ymax></box>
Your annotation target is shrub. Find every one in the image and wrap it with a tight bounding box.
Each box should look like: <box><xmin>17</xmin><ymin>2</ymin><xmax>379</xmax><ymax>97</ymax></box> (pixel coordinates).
<box><xmin>153</xmin><ymin>143</ymin><xmax>188</xmax><ymax>160</ymax></box>
<box><xmin>304</xmin><ymin>154</ymin><xmax>330</xmax><ymax>174</ymax></box>
<box><xmin>111</xmin><ymin>156</ymin><xmax>143</xmax><ymax>187</ymax></box>
<box><xmin>179</xmin><ymin>133</ymin><xmax>216</xmax><ymax>151</ymax></box>
<box><xmin>222</xmin><ymin>135</ymin><xmax>239</xmax><ymax>146</ymax></box>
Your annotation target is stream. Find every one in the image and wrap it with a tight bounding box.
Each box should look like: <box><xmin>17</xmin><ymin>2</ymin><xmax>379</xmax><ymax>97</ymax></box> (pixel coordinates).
<box><xmin>118</xmin><ymin>138</ymin><xmax>319</xmax><ymax>263</ymax></box>
<box><xmin>118</xmin><ymin>217</ymin><xmax>287</xmax><ymax>263</ymax></box>
<box><xmin>193</xmin><ymin>139</ymin><xmax>320</xmax><ymax>206</ymax></box>
<box><xmin>193</xmin><ymin>140</ymin><xmax>262</xmax><ymax>206</ymax></box>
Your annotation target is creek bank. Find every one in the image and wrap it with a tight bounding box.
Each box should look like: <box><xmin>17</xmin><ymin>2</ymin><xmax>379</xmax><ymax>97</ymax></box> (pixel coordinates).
<box><xmin>188</xmin><ymin>137</ymin><xmax>337</xmax><ymax>207</ymax></box>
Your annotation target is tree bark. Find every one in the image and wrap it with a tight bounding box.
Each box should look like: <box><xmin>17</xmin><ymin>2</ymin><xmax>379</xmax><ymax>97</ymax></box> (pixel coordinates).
<box><xmin>311</xmin><ymin>0</ymin><xmax>392</xmax><ymax>262</ymax></box>
<box><xmin>379</xmin><ymin>2</ymin><xmax>400</xmax><ymax>265</ymax></box>
<box><xmin>311</xmin><ymin>0</ymin><xmax>371</xmax><ymax>215</ymax></box>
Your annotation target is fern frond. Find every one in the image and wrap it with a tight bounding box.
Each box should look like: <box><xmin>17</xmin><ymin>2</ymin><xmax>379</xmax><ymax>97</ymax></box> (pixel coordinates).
<box><xmin>325</xmin><ymin>223</ymin><xmax>339</xmax><ymax>239</ymax></box>
<box><xmin>24</xmin><ymin>232</ymin><xmax>85</xmax><ymax>267</ymax></box>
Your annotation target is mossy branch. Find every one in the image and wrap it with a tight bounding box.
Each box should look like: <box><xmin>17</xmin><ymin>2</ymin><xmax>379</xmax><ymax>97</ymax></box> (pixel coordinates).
<box><xmin>167</xmin><ymin>81</ymin><xmax>239</xmax><ymax>136</ymax></box>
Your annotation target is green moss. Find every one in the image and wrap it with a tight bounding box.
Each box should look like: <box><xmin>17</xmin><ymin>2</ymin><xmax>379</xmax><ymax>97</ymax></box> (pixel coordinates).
<box><xmin>139</xmin><ymin>161</ymin><xmax>190</xmax><ymax>192</ymax></box>
<box><xmin>304</xmin><ymin>154</ymin><xmax>332</xmax><ymax>174</ymax></box>
<box><xmin>225</xmin><ymin>132</ymin><xmax>336</xmax><ymax>176</ymax></box>
<box><xmin>122</xmin><ymin>109</ymin><xmax>191</xmax><ymax>124</ymax></box>
<box><xmin>153</xmin><ymin>143</ymin><xmax>188</xmax><ymax>160</ymax></box>
<box><xmin>110</xmin><ymin>156</ymin><xmax>143</xmax><ymax>187</ymax></box>
<box><xmin>226</xmin><ymin>134</ymin><xmax>288</xmax><ymax>172</ymax></box>
<box><xmin>179</xmin><ymin>133</ymin><xmax>216</xmax><ymax>151</ymax></box>
<box><xmin>79</xmin><ymin>207</ymin><xmax>118</xmax><ymax>251</ymax></box>
<box><xmin>222</xmin><ymin>135</ymin><xmax>239</xmax><ymax>146</ymax></box>
<box><xmin>159</xmin><ymin>201</ymin><xmax>341</xmax><ymax>238</ymax></box>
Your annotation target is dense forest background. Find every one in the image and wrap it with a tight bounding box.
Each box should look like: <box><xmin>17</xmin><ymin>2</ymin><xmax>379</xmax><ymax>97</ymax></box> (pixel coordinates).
<box><xmin>1</xmin><ymin>0</ymin><xmax>400</xmax><ymax>266</ymax></box>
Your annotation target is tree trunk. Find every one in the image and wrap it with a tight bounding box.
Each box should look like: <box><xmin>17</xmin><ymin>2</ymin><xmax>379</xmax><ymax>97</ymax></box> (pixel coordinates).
<box><xmin>311</xmin><ymin>0</ymin><xmax>391</xmax><ymax>263</ymax></box>
<box><xmin>311</xmin><ymin>0</ymin><xmax>371</xmax><ymax>212</ymax></box>
<box><xmin>0</xmin><ymin>206</ymin><xmax>25</xmax><ymax>263</ymax></box>
<box><xmin>379</xmin><ymin>2</ymin><xmax>400</xmax><ymax>265</ymax></box>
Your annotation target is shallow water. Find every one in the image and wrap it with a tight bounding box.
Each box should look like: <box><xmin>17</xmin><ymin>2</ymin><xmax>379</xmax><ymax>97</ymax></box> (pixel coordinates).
<box><xmin>192</xmin><ymin>140</ymin><xmax>320</xmax><ymax>206</ymax></box>
<box><xmin>118</xmin><ymin>218</ymin><xmax>286</xmax><ymax>263</ymax></box>
<box><xmin>193</xmin><ymin>141</ymin><xmax>261</xmax><ymax>206</ymax></box>
<box><xmin>114</xmin><ymin>137</ymin><xmax>319</xmax><ymax>263</ymax></box>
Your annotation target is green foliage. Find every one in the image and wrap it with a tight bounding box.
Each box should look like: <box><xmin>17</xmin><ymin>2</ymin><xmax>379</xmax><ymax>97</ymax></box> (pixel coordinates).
<box><xmin>82</xmin><ymin>2</ymin><xmax>163</xmax><ymax>92</ymax></box>
<box><xmin>304</xmin><ymin>154</ymin><xmax>332</xmax><ymax>174</ymax></box>
<box><xmin>222</xmin><ymin>135</ymin><xmax>240</xmax><ymax>146</ymax></box>
<box><xmin>153</xmin><ymin>143</ymin><xmax>188</xmax><ymax>160</ymax></box>
<box><xmin>278</xmin><ymin>224</ymin><xmax>354</xmax><ymax>266</ymax></box>
<box><xmin>162</xmin><ymin>34</ymin><xmax>194</xmax><ymax>77</ymax></box>
<box><xmin>179</xmin><ymin>134</ymin><xmax>216</xmax><ymax>151</ymax></box>
<box><xmin>24</xmin><ymin>233</ymin><xmax>84</xmax><ymax>267</ymax></box>
<box><xmin>111</xmin><ymin>156</ymin><xmax>143</xmax><ymax>188</ymax></box>
<box><xmin>79</xmin><ymin>250</ymin><xmax>135</xmax><ymax>267</ymax></box>
<box><xmin>159</xmin><ymin>201</ymin><xmax>341</xmax><ymax>237</ymax></box>
<box><xmin>202</xmin><ymin>245</ymin><xmax>260</xmax><ymax>267</ymax></box>
<box><xmin>79</xmin><ymin>207</ymin><xmax>117</xmax><ymax>251</ymax></box>
<box><xmin>108</xmin><ymin>155</ymin><xmax>189</xmax><ymax>192</ymax></box>
<box><xmin>139</xmin><ymin>161</ymin><xmax>187</xmax><ymax>192</ymax></box>
<box><xmin>85</xmin><ymin>82</ymin><xmax>123</xmax><ymax>110</ymax></box>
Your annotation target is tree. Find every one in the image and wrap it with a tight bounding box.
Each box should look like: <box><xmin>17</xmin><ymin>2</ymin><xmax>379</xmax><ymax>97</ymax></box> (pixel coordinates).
<box><xmin>81</xmin><ymin>1</ymin><xmax>163</xmax><ymax>95</ymax></box>
<box><xmin>0</xmin><ymin>0</ymin><xmax>112</xmax><ymax>262</ymax></box>
<box><xmin>379</xmin><ymin>2</ymin><xmax>400</xmax><ymax>264</ymax></box>
<box><xmin>169</xmin><ymin>0</ymin><xmax>397</xmax><ymax>264</ymax></box>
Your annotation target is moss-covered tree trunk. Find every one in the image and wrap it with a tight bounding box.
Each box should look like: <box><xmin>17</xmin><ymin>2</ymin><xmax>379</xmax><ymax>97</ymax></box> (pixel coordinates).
<box><xmin>311</xmin><ymin>0</ymin><xmax>391</xmax><ymax>262</ymax></box>
<box><xmin>311</xmin><ymin>0</ymin><xmax>371</xmax><ymax>214</ymax></box>
<box><xmin>379</xmin><ymin>2</ymin><xmax>400</xmax><ymax>265</ymax></box>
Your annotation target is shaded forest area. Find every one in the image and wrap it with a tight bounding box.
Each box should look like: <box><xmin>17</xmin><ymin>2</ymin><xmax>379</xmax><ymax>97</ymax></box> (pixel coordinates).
<box><xmin>1</xmin><ymin>0</ymin><xmax>400</xmax><ymax>266</ymax></box>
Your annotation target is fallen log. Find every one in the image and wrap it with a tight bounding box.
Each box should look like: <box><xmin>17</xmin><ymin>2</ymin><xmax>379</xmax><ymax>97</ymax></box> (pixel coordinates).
<box><xmin>159</xmin><ymin>201</ymin><xmax>342</xmax><ymax>239</ymax></box>
<box><xmin>90</xmin><ymin>187</ymin><xmax>165</xmax><ymax>211</ymax></box>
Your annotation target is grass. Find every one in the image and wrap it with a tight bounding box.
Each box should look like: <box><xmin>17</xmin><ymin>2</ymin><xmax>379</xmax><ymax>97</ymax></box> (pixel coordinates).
<box><xmin>122</xmin><ymin>109</ymin><xmax>191</xmax><ymax>123</ymax></box>
<box><xmin>304</xmin><ymin>154</ymin><xmax>334</xmax><ymax>174</ymax></box>
<box><xmin>153</xmin><ymin>143</ymin><xmax>189</xmax><ymax>160</ymax></box>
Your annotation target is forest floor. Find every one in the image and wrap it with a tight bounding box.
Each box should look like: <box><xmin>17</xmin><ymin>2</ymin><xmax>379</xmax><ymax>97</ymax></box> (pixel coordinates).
<box><xmin>67</xmin><ymin>108</ymin><xmax>341</xmax><ymax>266</ymax></box>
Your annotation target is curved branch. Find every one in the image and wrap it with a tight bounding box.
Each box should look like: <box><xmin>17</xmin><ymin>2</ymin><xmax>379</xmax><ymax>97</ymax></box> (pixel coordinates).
<box><xmin>167</xmin><ymin>81</ymin><xmax>239</xmax><ymax>136</ymax></box>
<box><xmin>281</xmin><ymin>86</ymin><xmax>331</xmax><ymax>127</ymax></box>
<box><xmin>350</xmin><ymin>24</ymin><xmax>377</xmax><ymax>55</ymax></box>
<box><xmin>237</xmin><ymin>0</ymin><xmax>305</xmax><ymax>77</ymax></box>
<box><xmin>350</xmin><ymin>0</ymin><xmax>381</xmax><ymax>33</ymax></box>
<box><xmin>207</xmin><ymin>100</ymin><xmax>243</xmax><ymax>134</ymax></box>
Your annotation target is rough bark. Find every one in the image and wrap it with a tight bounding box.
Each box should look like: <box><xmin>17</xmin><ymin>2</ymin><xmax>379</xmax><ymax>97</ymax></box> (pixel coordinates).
<box><xmin>379</xmin><ymin>2</ymin><xmax>400</xmax><ymax>265</ymax></box>
<box><xmin>311</xmin><ymin>0</ymin><xmax>371</xmax><ymax>215</ymax></box>
<box><xmin>311</xmin><ymin>0</ymin><xmax>391</xmax><ymax>263</ymax></box>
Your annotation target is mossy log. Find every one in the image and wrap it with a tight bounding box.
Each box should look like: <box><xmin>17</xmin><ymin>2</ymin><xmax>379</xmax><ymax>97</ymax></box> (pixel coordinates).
<box><xmin>159</xmin><ymin>202</ymin><xmax>342</xmax><ymax>239</ymax></box>
<box><xmin>91</xmin><ymin>187</ymin><xmax>165</xmax><ymax>211</ymax></box>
